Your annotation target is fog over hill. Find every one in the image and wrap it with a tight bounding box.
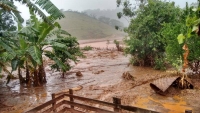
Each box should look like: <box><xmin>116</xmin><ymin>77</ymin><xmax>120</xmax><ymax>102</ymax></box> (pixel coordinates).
<box><xmin>57</xmin><ymin>11</ymin><xmax>125</xmax><ymax>40</ymax></box>
<box><xmin>17</xmin><ymin>0</ymin><xmax>197</xmax><ymax>24</ymax></box>
<box><xmin>82</xmin><ymin>8</ymin><xmax>130</xmax><ymax>27</ymax></box>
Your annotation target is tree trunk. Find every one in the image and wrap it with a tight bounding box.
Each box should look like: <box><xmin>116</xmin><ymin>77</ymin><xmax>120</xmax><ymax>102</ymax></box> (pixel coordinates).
<box><xmin>38</xmin><ymin>63</ymin><xmax>46</xmax><ymax>84</ymax></box>
<box><xmin>18</xmin><ymin>67</ymin><xmax>25</xmax><ymax>84</ymax></box>
<box><xmin>25</xmin><ymin>61</ymin><xmax>30</xmax><ymax>84</ymax></box>
<box><xmin>33</xmin><ymin>69</ymin><xmax>40</xmax><ymax>86</ymax></box>
<box><xmin>62</xmin><ymin>71</ymin><xmax>65</xmax><ymax>78</ymax></box>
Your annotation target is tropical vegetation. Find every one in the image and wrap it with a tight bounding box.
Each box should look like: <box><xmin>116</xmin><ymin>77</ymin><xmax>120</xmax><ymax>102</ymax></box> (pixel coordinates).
<box><xmin>0</xmin><ymin>0</ymin><xmax>82</xmax><ymax>86</ymax></box>
<box><xmin>118</xmin><ymin>0</ymin><xmax>200</xmax><ymax>74</ymax></box>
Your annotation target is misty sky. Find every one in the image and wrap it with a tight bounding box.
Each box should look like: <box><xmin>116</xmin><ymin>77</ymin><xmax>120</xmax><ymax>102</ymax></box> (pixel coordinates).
<box><xmin>15</xmin><ymin>0</ymin><xmax>196</xmax><ymax>20</ymax></box>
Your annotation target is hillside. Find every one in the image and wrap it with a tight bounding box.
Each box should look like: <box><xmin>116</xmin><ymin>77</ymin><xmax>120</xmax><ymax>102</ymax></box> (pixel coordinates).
<box><xmin>57</xmin><ymin>11</ymin><xmax>125</xmax><ymax>40</ymax></box>
<box><xmin>83</xmin><ymin>8</ymin><xmax>130</xmax><ymax>27</ymax></box>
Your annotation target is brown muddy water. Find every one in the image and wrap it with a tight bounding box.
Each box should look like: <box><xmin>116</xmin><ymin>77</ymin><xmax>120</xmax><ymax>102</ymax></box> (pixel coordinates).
<box><xmin>0</xmin><ymin>41</ymin><xmax>200</xmax><ymax>113</ymax></box>
<box><xmin>80</xmin><ymin>41</ymin><xmax>117</xmax><ymax>48</ymax></box>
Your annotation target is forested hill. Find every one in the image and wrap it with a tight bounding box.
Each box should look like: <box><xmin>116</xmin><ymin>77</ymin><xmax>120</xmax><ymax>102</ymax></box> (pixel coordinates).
<box><xmin>57</xmin><ymin>11</ymin><xmax>125</xmax><ymax>40</ymax></box>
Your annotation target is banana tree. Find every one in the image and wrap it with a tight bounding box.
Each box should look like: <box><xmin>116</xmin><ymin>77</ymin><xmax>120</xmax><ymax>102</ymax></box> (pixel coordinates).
<box><xmin>0</xmin><ymin>0</ymin><xmax>64</xmax><ymax>25</ymax></box>
<box><xmin>10</xmin><ymin>9</ymin><xmax>71</xmax><ymax>86</ymax></box>
<box><xmin>45</xmin><ymin>36</ymin><xmax>83</xmax><ymax>78</ymax></box>
<box><xmin>0</xmin><ymin>32</ymin><xmax>19</xmax><ymax>83</ymax></box>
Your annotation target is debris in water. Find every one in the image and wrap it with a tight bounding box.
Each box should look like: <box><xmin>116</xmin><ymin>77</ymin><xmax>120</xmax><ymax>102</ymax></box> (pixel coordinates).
<box><xmin>150</xmin><ymin>76</ymin><xmax>194</xmax><ymax>95</ymax></box>
<box><xmin>93</xmin><ymin>70</ymin><xmax>104</xmax><ymax>74</ymax></box>
<box><xmin>76</xmin><ymin>71</ymin><xmax>83</xmax><ymax>77</ymax></box>
<box><xmin>122</xmin><ymin>71</ymin><xmax>134</xmax><ymax>80</ymax></box>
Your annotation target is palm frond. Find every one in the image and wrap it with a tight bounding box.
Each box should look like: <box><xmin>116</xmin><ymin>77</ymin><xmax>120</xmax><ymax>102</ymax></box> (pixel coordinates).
<box><xmin>27</xmin><ymin>45</ymin><xmax>42</xmax><ymax>65</ymax></box>
<box><xmin>12</xmin><ymin>11</ymin><xmax>24</xmax><ymax>24</ymax></box>
<box><xmin>18</xmin><ymin>26</ymin><xmax>39</xmax><ymax>38</ymax></box>
<box><xmin>35</xmin><ymin>0</ymin><xmax>65</xmax><ymax>21</ymax></box>
<box><xmin>47</xmin><ymin>29</ymin><xmax>71</xmax><ymax>38</ymax></box>
<box><xmin>0</xmin><ymin>38</ymin><xmax>16</xmax><ymax>58</ymax></box>
<box><xmin>16</xmin><ymin>0</ymin><xmax>64</xmax><ymax>24</ymax></box>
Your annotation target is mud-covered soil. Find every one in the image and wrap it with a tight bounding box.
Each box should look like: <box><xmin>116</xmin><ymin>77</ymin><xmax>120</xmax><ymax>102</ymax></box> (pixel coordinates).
<box><xmin>0</xmin><ymin>46</ymin><xmax>200</xmax><ymax>113</ymax></box>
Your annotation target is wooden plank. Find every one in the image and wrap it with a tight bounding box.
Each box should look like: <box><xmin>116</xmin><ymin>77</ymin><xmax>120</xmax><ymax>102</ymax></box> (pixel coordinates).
<box><xmin>64</xmin><ymin>94</ymin><xmax>158</xmax><ymax>113</ymax></box>
<box><xmin>26</xmin><ymin>95</ymin><xmax>65</xmax><ymax>113</ymax></box>
<box><xmin>64</xmin><ymin>94</ymin><xmax>116</xmax><ymax>107</ymax></box>
<box><xmin>42</xmin><ymin>101</ymin><xmax>64</xmax><ymax>113</ymax></box>
<box><xmin>57</xmin><ymin>107</ymin><xmax>69</xmax><ymax>113</ymax></box>
<box><xmin>113</xmin><ymin>97</ymin><xmax>121</xmax><ymax>112</ymax></box>
<box><xmin>185</xmin><ymin>110</ymin><xmax>192</xmax><ymax>113</ymax></box>
<box><xmin>57</xmin><ymin>107</ymin><xmax>84</xmax><ymax>113</ymax></box>
<box><xmin>63</xmin><ymin>100</ymin><xmax>115</xmax><ymax>113</ymax></box>
<box><xmin>52</xmin><ymin>93</ymin><xmax>56</xmax><ymax>112</ymax></box>
<box><xmin>69</xmin><ymin>89</ymin><xmax>74</xmax><ymax>109</ymax></box>
<box><xmin>42</xmin><ymin>107</ymin><xmax>53</xmax><ymax>113</ymax></box>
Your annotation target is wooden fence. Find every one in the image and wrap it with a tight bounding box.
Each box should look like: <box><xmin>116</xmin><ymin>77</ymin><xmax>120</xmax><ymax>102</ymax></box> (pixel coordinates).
<box><xmin>26</xmin><ymin>89</ymin><xmax>192</xmax><ymax>113</ymax></box>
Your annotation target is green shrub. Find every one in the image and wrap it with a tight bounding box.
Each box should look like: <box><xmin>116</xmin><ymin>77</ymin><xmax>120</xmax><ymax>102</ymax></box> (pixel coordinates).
<box><xmin>154</xmin><ymin>56</ymin><xmax>166</xmax><ymax>70</ymax></box>
<box><xmin>81</xmin><ymin>46</ymin><xmax>93</xmax><ymax>51</ymax></box>
<box><xmin>123</xmin><ymin>0</ymin><xmax>183</xmax><ymax>69</ymax></box>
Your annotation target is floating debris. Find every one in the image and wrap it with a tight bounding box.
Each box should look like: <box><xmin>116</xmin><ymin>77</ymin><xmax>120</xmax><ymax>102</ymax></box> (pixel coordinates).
<box><xmin>122</xmin><ymin>71</ymin><xmax>134</xmax><ymax>80</ymax></box>
<box><xmin>150</xmin><ymin>76</ymin><xmax>194</xmax><ymax>95</ymax></box>
<box><xmin>93</xmin><ymin>70</ymin><xmax>104</xmax><ymax>74</ymax></box>
<box><xmin>76</xmin><ymin>71</ymin><xmax>83</xmax><ymax>77</ymax></box>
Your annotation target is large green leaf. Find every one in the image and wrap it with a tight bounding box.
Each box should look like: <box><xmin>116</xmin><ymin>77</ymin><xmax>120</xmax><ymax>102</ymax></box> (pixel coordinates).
<box><xmin>47</xmin><ymin>29</ymin><xmax>71</xmax><ymax>38</ymax></box>
<box><xmin>51</xmin><ymin>42</ymin><xmax>67</xmax><ymax>49</ymax></box>
<box><xmin>192</xmin><ymin>25</ymin><xmax>198</xmax><ymax>32</ymax></box>
<box><xmin>28</xmin><ymin>46</ymin><xmax>42</xmax><ymax>65</ymax></box>
<box><xmin>38</xmin><ymin>23</ymin><xmax>53</xmax><ymax>43</ymax></box>
<box><xmin>177</xmin><ymin>34</ymin><xmax>185</xmax><ymax>44</ymax></box>
<box><xmin>29</xmin><ymin>9</ymin><xmax>39</xmax><ymax>29</ymax></box>
<box><xmin>16</xmin><ymin>0</ymin><xmax>64</xmax><ymax>25</ymax></box>
<box><xmin>19</xmin><ymin>38</ymin><xmax>28</xmax><ymax>50</ymax></box>
<box><xmin>11</xmin><ymin>58</ymin><xmax>19</xmax><ymax>72</ymax></box>
<box><xmin>0</xmin><ymin>40</ymin><xmax>16</xmax><ymax>57</ymax></box>
<box><xmin>19</xmin><ymin>26</ymin><xmax>37</xmax><ymax>38</ymax></box>
<box><xmin>63</xmin><ymin>51</ymin><xmax>72</xmax><ymax>58</ymax></box>
<box><xmin>52</xmin><ymin>56</ymin><xmax>67</xmax><ymax>71</ymax></box>
<box><xmin>35</xmin><ymin>0</ymin><xmax>65</xmax><ymax>21</ymax></box>
<box><xmin>53</xmin><ymin>22</ymin><xmax>61</xmax><ymax>29</ymax></box>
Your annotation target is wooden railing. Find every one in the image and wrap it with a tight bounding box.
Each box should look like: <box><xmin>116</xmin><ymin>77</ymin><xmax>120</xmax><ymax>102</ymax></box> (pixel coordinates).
<box><xmin>26</xmin><ymin>89</ymin><xmax>192</xmax><ymax>113</ymax></box>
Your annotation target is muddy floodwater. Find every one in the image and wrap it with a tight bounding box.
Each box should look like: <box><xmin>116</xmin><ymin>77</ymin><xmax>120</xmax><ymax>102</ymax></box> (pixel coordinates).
<box><xmin>0</xmin><ymin>40</ymin><xmax>200</xmax><ymax>113</ymax></box>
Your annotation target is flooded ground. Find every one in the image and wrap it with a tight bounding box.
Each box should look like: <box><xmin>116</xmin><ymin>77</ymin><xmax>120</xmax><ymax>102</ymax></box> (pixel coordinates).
<box><xmin>0</xmin><ymin>40</ymin><xmax>200</xmax><ymax>113</ymax></box>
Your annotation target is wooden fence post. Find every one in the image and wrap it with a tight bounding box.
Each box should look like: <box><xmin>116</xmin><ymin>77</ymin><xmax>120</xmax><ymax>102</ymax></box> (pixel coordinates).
<box><xmin>185</xmin><ymin>110</ymin><xmax>192</xmax><ymax>113</ymax></box>
<box><xmin>113</xmin><ymin>97</ymin><xmax>121</xmax><ymax>112</ymax></box>
<box><xmin>51</xmin><ymin>93</ymin><xmax>56</xmax><ymax>113</ymax></box>
<box><xmin>69</xmin><ymin>89</ymin><xmax>74</xmax><ymax>109</ymax></box>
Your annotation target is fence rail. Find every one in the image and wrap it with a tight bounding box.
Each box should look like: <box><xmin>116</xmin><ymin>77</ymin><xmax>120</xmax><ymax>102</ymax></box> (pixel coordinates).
<box><xmin>26</xmin><ymin>89</ymin><xmax>192</xmax><ymax>113</ymax></box>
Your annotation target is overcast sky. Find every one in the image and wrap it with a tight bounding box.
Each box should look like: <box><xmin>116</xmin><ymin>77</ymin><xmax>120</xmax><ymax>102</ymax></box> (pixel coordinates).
<box><xmin>15</xmin><ymin>0</ymin><xmax>196</xmax><ymax>21</ymax></box>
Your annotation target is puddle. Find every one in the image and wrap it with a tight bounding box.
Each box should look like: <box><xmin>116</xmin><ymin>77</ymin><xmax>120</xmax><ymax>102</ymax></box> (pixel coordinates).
<box><xmin>161</xmin><ymin>96</ymin><xmax>192</xmax><ymax>113</ymax></box>
<box><xmin>133</xmin><ymin>96</ymin><xmax>192</xmax><ymax>113</ymax></box>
